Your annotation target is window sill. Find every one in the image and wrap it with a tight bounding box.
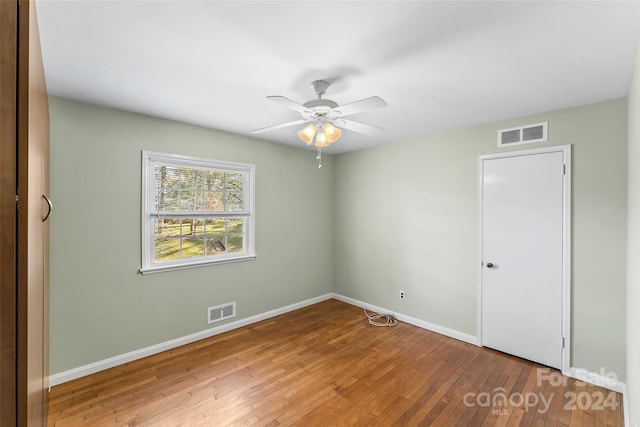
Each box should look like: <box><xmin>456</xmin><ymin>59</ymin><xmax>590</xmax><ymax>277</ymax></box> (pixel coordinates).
<box><xmin>139</xmin><ymin>254</ymin><xmax>257</xmax><ymax>275</ymax></box>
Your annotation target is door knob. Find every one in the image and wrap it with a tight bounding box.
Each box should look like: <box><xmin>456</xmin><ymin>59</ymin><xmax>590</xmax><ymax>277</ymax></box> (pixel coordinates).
<box><xmin>486</xmin><ymin>262</ymin><xmax>495</xmax><ymax>269</ymax></box>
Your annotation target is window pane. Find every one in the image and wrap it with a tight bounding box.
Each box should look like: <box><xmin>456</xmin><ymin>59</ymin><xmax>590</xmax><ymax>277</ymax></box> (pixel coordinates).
<box><xmin>153</xmin><ymin>214</ymin><xmax>248</xmax><ymax>263</ymax></box>
<box><xmin>156</xmin><ymin>165</ymin><xmax>180</xmax><ymax>189</ymax></box>
<box><xmin>156</xmin><ymin>218</ymin><xmax>180</xmax><ymax>237</ymax></box>
<box><xmin>155</xmin><ymin>167</ymin><xmax>245</xmax><ymax>213</ymax></box>
<box><xmin>226</xmin><ymin>193</ymin><xmax>243</xmax><ymax>211</ymax></box>
<box><xmin>158</xmin><ymin>189</ymin><xmax>179</xmax><ymax>211</ymax></box>
<box><xmin>227</xmin><ymin>234</ymin><xmax>244</xmax><ymax>253</ymax></box>
<box><xmin>204</xmin><ymin>192</ymin><xmax>225</xmax><ymax>211</ymax></box>
<box><xmin>227</xmin><ymin>218</ymin><xmax>244</xmax><ymax>233</ymax></box>
<box><xmin>180</xmin><ymin>219</ymin><xmax>195</xmax><ymax>236</ymax></box>
<box><xmin>204</xmin><ymin>170</ymin><xmax>225</xmax><ymax>190</ymax></box>
<box><xmin>153</xmin><ymin>215</ymin><xmax>247</xmax><ymax>262</ymax></box>
<box><xmin>206</xmin><ymin>237</ymin><xmax>227</xmax><ymax>254</ymax></box>
<box><xmin>195</xmin><ymin>192</ymin><xmax>205</xmax><ymax>210</ymax></box>
<box><xmin>193</xmin><ymin>219</ymin><xmax>205</xmax><ymax>235</ymax></box>
<box><xmin>154</xmin><ymin>218</ymin><xmax>181</xmax><ymax>261</ymax></box>
<box><xmin>206</xmin><ymin>218</ymin><xmax>226</xmax><ymax>235</ymax></box>
<box><xmin>179</xmin><ymin>168</ymin><xmax>202</xmax><ymax>189</ymax></box>
<box><xmin>181</xmin><ymin>236</ymin><xmax>205</xmax><ymax>258</ymax></box>
<box><xmin>205</xmin><ymin>217</ymin><xmax>226</xmax><ymax>255</ymax></box>
<box><xmin>225</xmin><ymin>172</ymin><xmax>243</xmax><ymax>191</ymax></box>
<box><xmin>179</xmin><ymin>191</ymin><xmax>199</xmax><ymax>211</ymax></box>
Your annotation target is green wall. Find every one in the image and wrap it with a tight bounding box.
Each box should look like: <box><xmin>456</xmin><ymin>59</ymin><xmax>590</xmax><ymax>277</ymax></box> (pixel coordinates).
<box><xmin>51</xmin><ymin>96</ymin><xmax>629</xmax><ymax>385</ymax></box>
<box><xmin>333</xmin><ymin>99</ymin><xmax>628</xmax><ymax>380</ymax></box>
<box><xmin>49</xmin><ymin>97</ymin><xmax>334</xmax><ymax>373</ymax></box>
<box><xmin>627</xmin><ymin>44</ymin><xmax>640</xmax><ymax>426</ymax></box>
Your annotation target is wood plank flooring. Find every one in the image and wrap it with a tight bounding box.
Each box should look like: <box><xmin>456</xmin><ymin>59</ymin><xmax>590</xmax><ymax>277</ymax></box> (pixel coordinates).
<box><xmin>47</xmin><ymin>299</ymin><xmax>624</xmax><ymax>426</ymax></box>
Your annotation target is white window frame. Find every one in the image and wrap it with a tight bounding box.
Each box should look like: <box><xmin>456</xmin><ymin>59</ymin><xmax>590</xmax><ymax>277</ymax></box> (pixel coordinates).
<box><xmin>140</xmin><ymin>151</ymin><xmax>256</xmax><ymax>274</ymax></box>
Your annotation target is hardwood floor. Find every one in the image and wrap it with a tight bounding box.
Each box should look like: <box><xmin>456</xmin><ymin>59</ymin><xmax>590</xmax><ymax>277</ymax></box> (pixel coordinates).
<box><xmin>47</xmin><ymin>299</ymin><xmax>624</xmax><ymax>426</ymax></box>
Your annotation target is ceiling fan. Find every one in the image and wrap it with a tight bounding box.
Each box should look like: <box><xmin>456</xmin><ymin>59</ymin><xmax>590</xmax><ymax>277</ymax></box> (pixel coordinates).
<box><xmin>251</xmin><ymin>80</ymin><xmax>387</xmax><ymax>150</ymax></box>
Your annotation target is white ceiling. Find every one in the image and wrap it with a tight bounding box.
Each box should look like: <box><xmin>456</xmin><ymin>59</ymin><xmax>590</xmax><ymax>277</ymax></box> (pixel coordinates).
<box><xmin>36</xmin><ymin>0</ymin><xmax>640</xmax><ymax>154</ymax></box>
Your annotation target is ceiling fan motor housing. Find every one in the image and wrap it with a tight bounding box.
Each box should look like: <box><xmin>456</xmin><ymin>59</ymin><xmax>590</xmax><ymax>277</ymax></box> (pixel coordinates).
<box><xmin>304</xmin><ymin>80</ymin><xmax>339</xmax><ymax>118</ymax></box>
<box><xmin>303</xmin><ymin>98</ymin><xmax>339</xmax><ymax>113</ymax></box>
<box><xmin>311</xmin><ymin>80</ymin><xmax>330</xmax><ymax>96</ymax></box>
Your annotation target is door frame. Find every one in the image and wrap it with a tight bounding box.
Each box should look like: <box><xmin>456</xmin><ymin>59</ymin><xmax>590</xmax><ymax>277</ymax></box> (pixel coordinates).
<box><xmin>476</xmin><ymin>144</ymin><xmax>572</xmax><ymax>373</ymax></box>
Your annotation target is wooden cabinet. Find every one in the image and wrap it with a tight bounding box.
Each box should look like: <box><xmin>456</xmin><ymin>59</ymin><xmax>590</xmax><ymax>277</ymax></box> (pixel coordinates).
<box><xmin>1</xmin><ymin>0</ymin><xmax>50</xmax><ymax>425</ymax></box>
<box><xmin>0</xmin><ymin>1</ymin><xmax>20</xmax><ymax>424</ymax></box>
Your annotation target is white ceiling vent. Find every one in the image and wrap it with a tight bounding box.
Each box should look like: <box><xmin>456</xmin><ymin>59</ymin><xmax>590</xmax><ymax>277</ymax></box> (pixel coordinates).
<box><xmin>498</xmin><ymin>122</ymin><xmax>548</xmax><ymax>147</ymax></box>
<box><xmin>207</xmin><ymin>301</ymin><xmax>236</xmax><ymax>324</ymax></box>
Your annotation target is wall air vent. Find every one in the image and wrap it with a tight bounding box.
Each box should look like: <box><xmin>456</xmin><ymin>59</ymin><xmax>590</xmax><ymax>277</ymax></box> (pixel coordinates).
<box><xmin>207</xmin><ymin>301</ymin><xmax>236</xmax><ymax>324</ymax></box>
<box><xmin>498</xmin><ymin>122</ymin><xmax>548</xmax><ymax>147</ymax></box>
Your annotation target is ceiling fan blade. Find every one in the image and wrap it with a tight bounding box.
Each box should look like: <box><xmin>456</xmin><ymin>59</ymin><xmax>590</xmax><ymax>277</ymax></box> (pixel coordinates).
<box><xmin>250</xmin><ymin>119</ymin><xmax>310</xmax><ymax>134</ymax></box>
<box><xmin>332</xmin><ymin>96</ymin><xmax>387</xmax><ymax>117</ymax></box>
<box><xmin>266</xmin><ymin>96</ymin><xmax>310</xmax><ymax>113</ymax></box>
<box><xmin>334</xmin><ymin>118</ymin><xmax>384</xmax><ymax>136</ymax></box>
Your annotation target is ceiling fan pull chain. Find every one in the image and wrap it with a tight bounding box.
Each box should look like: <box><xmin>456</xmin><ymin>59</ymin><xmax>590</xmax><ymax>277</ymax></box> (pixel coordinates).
<box><xmin>317</xmin><ymin>147</ymin><xmax>322</xmax><ymax>168</ymax></box>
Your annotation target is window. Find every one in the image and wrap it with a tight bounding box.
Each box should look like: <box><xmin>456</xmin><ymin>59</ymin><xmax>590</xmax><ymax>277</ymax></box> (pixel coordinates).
<box><xmin>140</xmin><ymin>151</ymin><xmax>255</xmax><ymax>274</ymax></box>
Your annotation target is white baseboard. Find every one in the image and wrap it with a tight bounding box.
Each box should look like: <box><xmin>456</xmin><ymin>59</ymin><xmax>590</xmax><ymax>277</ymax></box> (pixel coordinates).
<box><xmin>49</xmin><ymin>293</ymin><xmax>333</xmax><ymax>386</ymax></box>
<box><xmin>331</xmin><ymin>293</ymin><xmax>479</xmax><ymax>346</ymax></box>
<box><xmin>564</xmin><ymin>366</ymin><xmax>627</xmax><ymax>394</ymax></box>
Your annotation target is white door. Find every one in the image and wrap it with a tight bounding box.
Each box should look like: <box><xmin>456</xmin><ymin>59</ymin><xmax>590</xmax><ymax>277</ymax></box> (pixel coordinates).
<box><xmin>480</xmin><ymin>148</ymin><xmax>568</xmax><ymax>369</ymax></box>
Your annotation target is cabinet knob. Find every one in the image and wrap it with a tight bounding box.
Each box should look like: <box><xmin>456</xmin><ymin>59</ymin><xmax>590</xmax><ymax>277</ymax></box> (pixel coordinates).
<box><xmin>42</xmin><ymin>194</ymin><xmax>53</xmax><ymax>222</ymax></box>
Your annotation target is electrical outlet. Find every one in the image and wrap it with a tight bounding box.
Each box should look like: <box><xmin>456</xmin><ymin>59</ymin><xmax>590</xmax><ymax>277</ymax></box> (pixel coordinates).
<box><xmin>400</xmin><ymin>291</ymin><xmax>405</xmax><ymax>300</ymax></box>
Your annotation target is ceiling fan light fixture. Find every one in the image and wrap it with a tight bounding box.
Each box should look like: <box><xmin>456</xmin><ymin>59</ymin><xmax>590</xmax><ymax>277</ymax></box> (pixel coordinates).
<box><xmin>298</xmin><ymin>124</ymin><xmax>316</xmax><ymax>145</ymax></box>
<box><xmin>315</xmin><ymin>130</ymin><xmax>331</xmax><ymax>148</ymax></box>
<box><xmin>324</xmin><ymin>123</ymin><xmax>341</xmax><ymax>143</ymax></box>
